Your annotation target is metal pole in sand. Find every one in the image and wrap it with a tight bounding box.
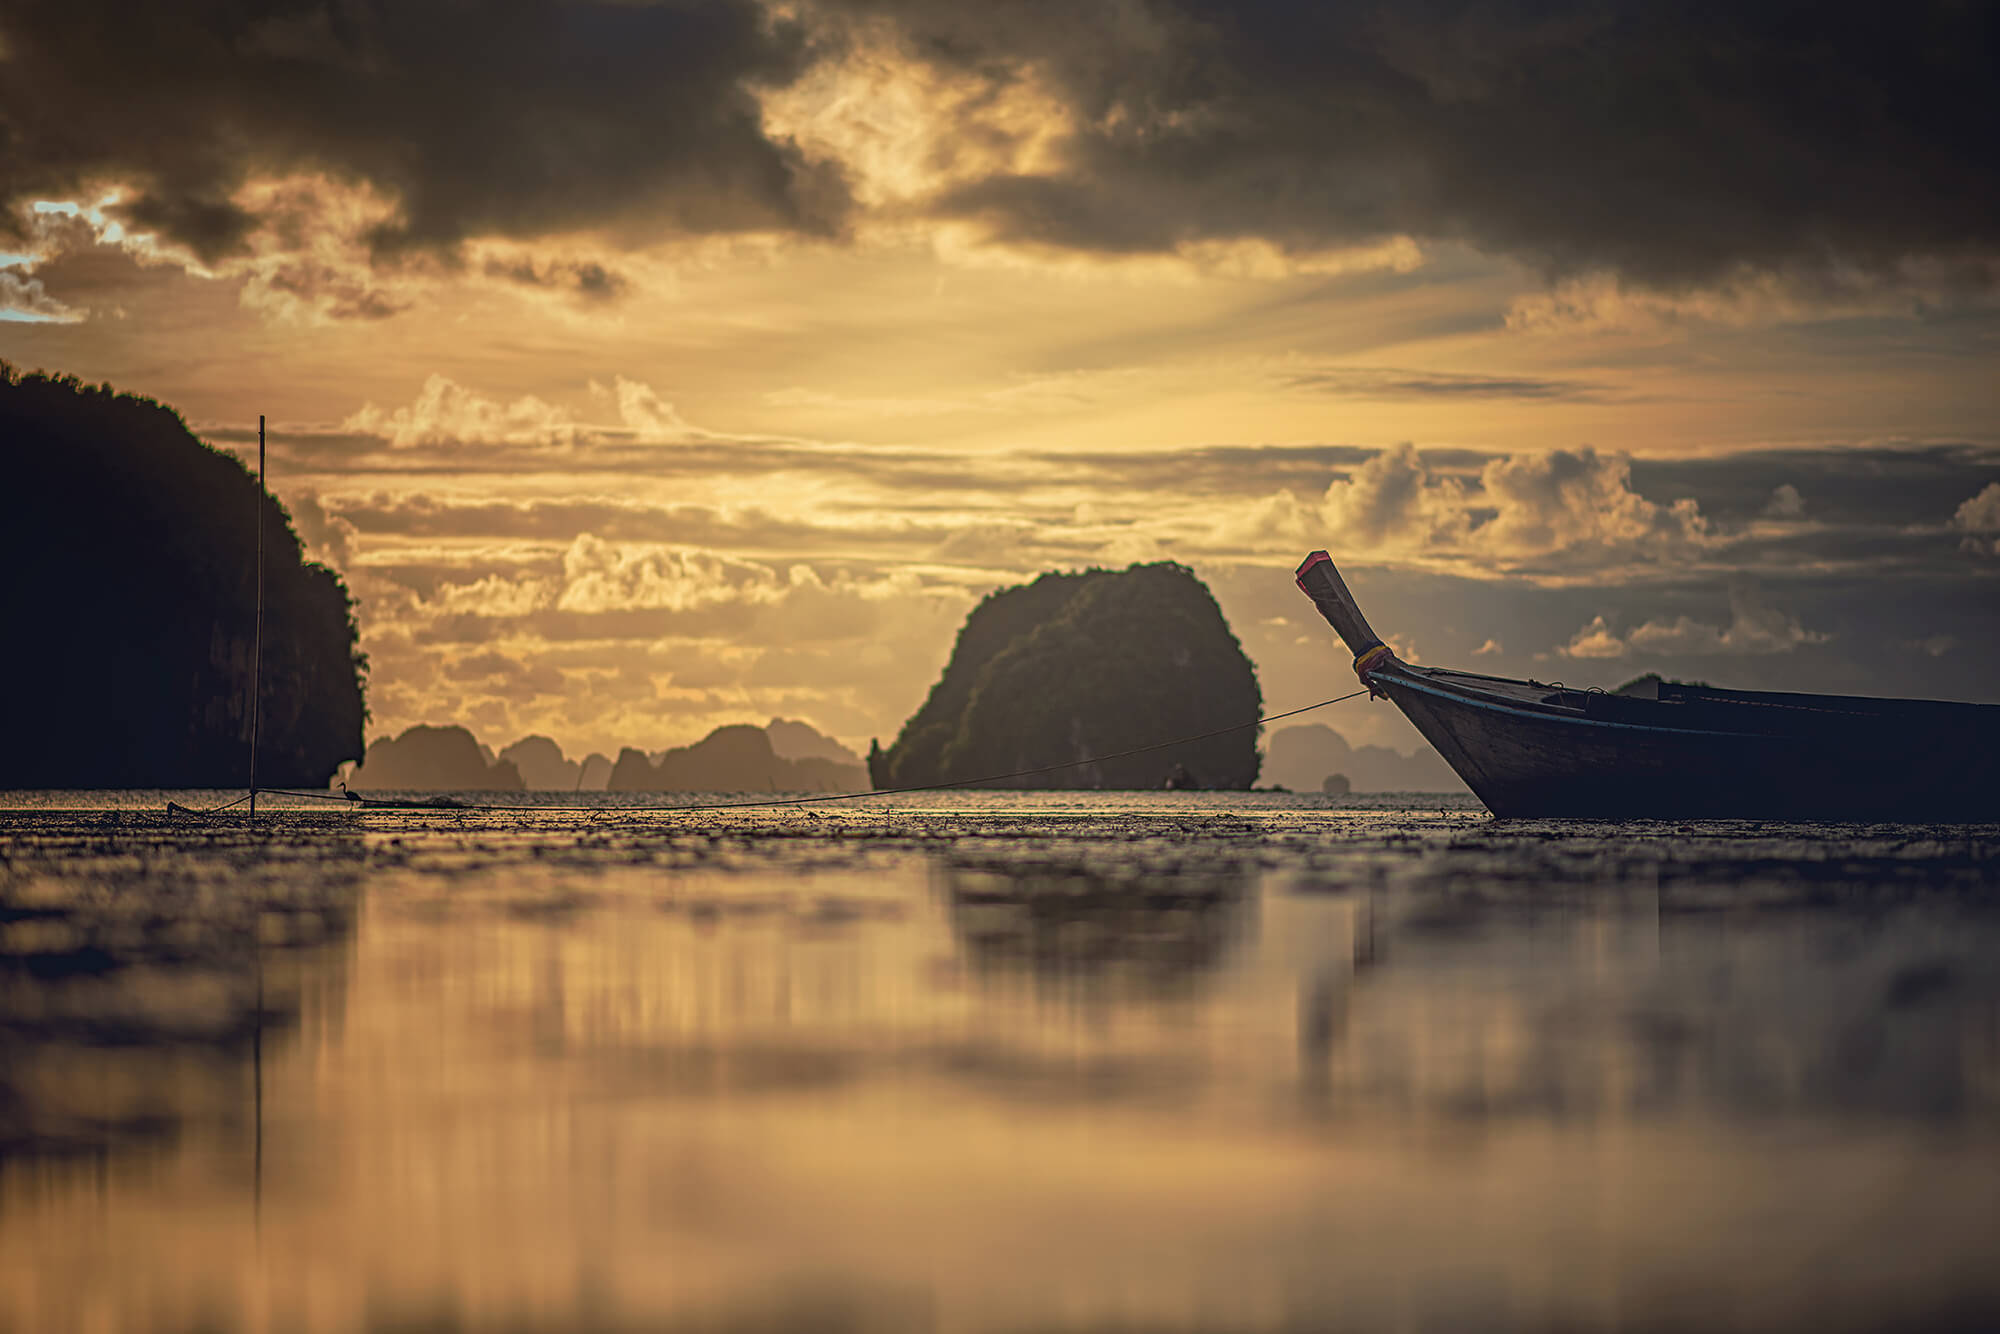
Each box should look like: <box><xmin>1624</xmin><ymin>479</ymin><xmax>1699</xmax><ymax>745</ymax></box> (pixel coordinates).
<box><xmin>249</xmin><ymin>415</ymin><xmax>265</xmax><ymax>823</ymax></box>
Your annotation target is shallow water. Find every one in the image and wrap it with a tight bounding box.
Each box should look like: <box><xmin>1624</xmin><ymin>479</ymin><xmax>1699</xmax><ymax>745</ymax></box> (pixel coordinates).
<box><xmin>2</xmin><ymin>792</ymin><xmax>1996</xmax><ymax>1333</ymax></box>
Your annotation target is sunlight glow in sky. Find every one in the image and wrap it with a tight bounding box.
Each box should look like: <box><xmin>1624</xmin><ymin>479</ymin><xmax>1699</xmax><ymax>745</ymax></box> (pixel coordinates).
<box><xmin>4</xmin><ymin>0</ymin><xmax>1996</xmax><ymax>759</ymax></box>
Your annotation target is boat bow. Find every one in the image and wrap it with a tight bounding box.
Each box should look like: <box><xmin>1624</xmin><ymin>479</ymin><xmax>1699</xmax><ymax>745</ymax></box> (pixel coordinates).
<box><xmin>1290</xmin><ymin>549</ymin><xmax>1999</xmax><ymax>819</ymax></box>
<box><xmin>1295</xmin><ymin>550</ymin><xmax>1400</xmax><ymax>694</ymax></box>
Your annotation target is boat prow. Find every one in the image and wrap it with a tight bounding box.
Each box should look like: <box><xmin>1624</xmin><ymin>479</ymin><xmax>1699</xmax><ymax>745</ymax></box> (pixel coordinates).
<box><xmin>1295</xmin><ymin>550</ymin><xmax>2000</xmax><ymax>820</ymax></box>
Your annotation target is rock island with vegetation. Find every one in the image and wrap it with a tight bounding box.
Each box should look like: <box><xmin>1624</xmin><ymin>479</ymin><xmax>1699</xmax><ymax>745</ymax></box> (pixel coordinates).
<box><xmin>0</xmin><ymin>365</ymin><xmax>366</xmax><ymax>788</ymax></box>
<box><xmin>869</xmin><ymin>562</ymin><xmax>1261</xmax><ymax>790</ymax></box>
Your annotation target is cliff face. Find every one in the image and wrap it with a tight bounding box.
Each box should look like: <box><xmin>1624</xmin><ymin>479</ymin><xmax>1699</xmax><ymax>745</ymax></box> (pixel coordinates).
<box><xmin>871</xmin><ymin>562</ymin><xmax>1262</xmax><ymax>790</ymax></box>
<box><xmin>0</xmin><ymin>365</ymin><xmax>367</xmax><ymax>788</ymax></box>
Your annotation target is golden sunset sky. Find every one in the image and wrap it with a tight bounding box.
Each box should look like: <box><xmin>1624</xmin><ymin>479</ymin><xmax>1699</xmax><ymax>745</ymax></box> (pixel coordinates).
<box><xmin>4</xmin><ymin>0</ymin><xmax>1996</xmax><ymax>760</ymax></box>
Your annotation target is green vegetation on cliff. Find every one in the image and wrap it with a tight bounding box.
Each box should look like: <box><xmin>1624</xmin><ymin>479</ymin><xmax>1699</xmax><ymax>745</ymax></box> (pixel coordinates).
<box><xmin>0</xmin><ymin>364</ymin><xmax>367</xmax><ymax>787</ymax></box>
<box><xmin>870</xmin><ymin>562</ymin><xmax>1261</xmax><ymax>790</ymax></box>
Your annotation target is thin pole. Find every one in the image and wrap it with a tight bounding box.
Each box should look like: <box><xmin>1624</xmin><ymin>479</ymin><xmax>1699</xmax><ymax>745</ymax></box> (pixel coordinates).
<box><xmin>249</xmin><ymin>416</ymin><xmax>265</xmax><ymax>823</ymax></box>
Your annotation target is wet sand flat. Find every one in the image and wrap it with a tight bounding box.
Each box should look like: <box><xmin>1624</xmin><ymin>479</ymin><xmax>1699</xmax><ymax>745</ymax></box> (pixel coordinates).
<box><xmin>2</xmin><ymin>793</ymin><xmax>1997</xmax><ymax>1333</ymax></box>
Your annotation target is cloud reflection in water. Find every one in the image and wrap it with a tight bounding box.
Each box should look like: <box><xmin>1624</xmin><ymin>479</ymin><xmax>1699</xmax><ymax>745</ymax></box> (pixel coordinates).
<box><xmin>0</xmin><ymin>800</ymin><xmax>1995</xmax><ymax>1333</ymax></box>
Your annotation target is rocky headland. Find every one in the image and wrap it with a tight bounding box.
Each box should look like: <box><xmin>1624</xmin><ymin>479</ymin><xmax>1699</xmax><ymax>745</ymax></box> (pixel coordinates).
<box><xmin>869</xmin><ymin>562</ymin><xmax>1262</xmax><ymax>790</ymax></box>
<box><xmin>0</xmin><ymin>365</ymin><xmax>365</xmax><ymax>788</ymax></box>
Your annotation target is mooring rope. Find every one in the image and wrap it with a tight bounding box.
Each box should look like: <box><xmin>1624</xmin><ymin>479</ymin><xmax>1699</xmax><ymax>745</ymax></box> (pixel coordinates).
<box><xmin>168</xmin><ymin>792</ymin><xmax>256</xmax><ymax>818</ymax></box>
<box><xmin>170</xmin><ymin>688</ymin><xmax>1372</xmax><ymax>818</ymax></box>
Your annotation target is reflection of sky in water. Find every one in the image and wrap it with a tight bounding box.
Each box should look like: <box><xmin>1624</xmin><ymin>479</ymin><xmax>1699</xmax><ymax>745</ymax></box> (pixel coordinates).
<box><xmin>1</xmin><ymin>798</ymin><xmax>1997</xmax><ymax>1333</ymax></box>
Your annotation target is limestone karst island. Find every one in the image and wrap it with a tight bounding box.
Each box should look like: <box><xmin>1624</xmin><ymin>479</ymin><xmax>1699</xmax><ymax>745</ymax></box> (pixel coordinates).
<box><xmin>870</xmin><ymin>562</ymin><xmax>1262</xmax><ymax>791</ymax></box>
<box><xmin>1</xmin><ymin>366</ymin><xmax>366</xmax><ymax>789</ymax></box>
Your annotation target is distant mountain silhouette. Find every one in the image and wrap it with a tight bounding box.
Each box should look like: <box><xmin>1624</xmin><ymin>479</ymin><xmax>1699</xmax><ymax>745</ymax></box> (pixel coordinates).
<box><xmin>345</xmin><ymin>725</ymin><xmax>523</xmax><ymax>791</ymax></box>
<box><xmin>498</xmin><ymin>735</ymin><xmax>578</xmax><ymax>789</ymax></box>
<box><xmin>610</xmin><ymin>722</ymin><xmax>867</xmax><ymax>793</ymax></box>
<box><xmin>495</xmin><ymin>734</ymin><xmax>613</xmax><ymax>790</ymax></box>
<box><xmin>337</xmin><ymin>720</ymin><xmax>862</xmax><ymax>793</ymax></box>
<box><xmin>871</xmin><ymin>562</ymin><xmax>1261</xmax><ymax>790</ymax></box>
<box><xmin>765</xmin><ymin>717</ymin><xmax>863</xmax><ymax>766</ymax></box>
<box><xmin>0</xmin><ymin>364</ymin><xmax>365</xmax><ymax>788</ymax></box>
<box><xmin>1262</xmin><ymin>722</ymin><xmax>1466</xmax><ymax>794</ymax></box>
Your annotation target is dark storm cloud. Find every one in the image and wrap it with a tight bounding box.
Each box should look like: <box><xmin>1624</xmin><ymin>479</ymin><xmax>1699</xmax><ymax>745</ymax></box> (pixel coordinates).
<box><xmin>820</xmin><ymin>0</ymin><xmax>2000</xmax><ymax>285</ymax></box>
<box><xmin>0</xmin><ymin>0</ymin><xmax>847</xmax><ymax>259</ymax></box>
<box><xmin>10</xmin><ymin>2</ymin><xmax>1992</xmax><ymax>291</ymax></box>
<box><xmin>118</xmin><ymin>194</ymin><xmax>259</xmax><ymax>265</ymax></box>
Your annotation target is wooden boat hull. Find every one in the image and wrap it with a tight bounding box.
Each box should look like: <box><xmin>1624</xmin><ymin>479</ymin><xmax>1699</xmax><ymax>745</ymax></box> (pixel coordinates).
<box><xmin>1379</xmin><ymin>669</ymin><xmax>1997</xmax><ymax>820</ymax></box>
<box><xmin>1295</xmin><ymin>550</ymin><xmax>1999</xmax><ymax>821</ymax></box>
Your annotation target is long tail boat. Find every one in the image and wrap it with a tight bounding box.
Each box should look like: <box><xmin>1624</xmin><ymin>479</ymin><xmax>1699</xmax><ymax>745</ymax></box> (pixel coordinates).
<box><xmin>1295</xmin><ymin>550</ymin><xmax>2000</xmax><ymax>820</ymax></box>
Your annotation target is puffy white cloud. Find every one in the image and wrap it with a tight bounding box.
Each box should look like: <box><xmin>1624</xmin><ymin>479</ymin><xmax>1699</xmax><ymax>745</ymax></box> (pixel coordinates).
<box><xmin>1217</xmin><ymin>443</ymin><xmax>1458</xmax><ymax>555</ymax></box>
<box><xmin>284</xmin><ymin>489</ymin><xmax>358</xmax><ymax>570</ymax></box>
<box><xmin>340</xmin><ymin>373</ymin><xmax>700</xmax><ymax>450</ymax></box>
<box><xmin>345</xmin><ymin>374</ymin><xmax>585</xmax><ymax>449</ymax></box>
<box><xmin>1322</xmin><ymin>442</ymin><xmax>1469</xmax><ymax>549</ymax></box>
<box><xmin>1560</xmin><ymin>616</ymin><xmax>1629</xmax><ymax>659</ymax></box>
<box><xmin>1953</xmin><ymin>482</ymin><xmax>2000</xmax><ymax>554</ymax></box>
<box><xmin>1764</xmin><ymin>484</ymin><xmax>1807</xmax><ymax>519</ymax></box>
<box><xmin>1561</xmin><ymin>586</ymin><xmax>1829</xmax><ymax>660</ymax></box>
<box><xmin>1475</xmin><ymin>448</ymin><xmax>1707</xmax><ymax>560</ymax></box>
<box><xmin>1224</xmin><ymin>444</ymin><xmax>1707</xmax><ymax>571</ymax></box>
<box><xmin>431</xmin><ymin>573</ymin><xmax>557</xmax><ymax>618</ymax></box>
<box><xmin>605</xmin><ymin>376</ymin><xmax>696</xmax><ymax>441</ymax></box>
<box><xmin>1626</xmin><ymin>609</ymin><xmax>1825</xmax><ymax>656</ymax></box>
<box><xmin>555</xmin><ymin>535</ymin><xmax>778</xmax><ymax>613</ymax></box>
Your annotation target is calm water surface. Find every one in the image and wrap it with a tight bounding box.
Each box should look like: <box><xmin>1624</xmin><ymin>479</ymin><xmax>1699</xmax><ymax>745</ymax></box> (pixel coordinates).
<box><xmin>2</xmin><ymin>792</ymin><xmax>1996</xmax><ymax>1333</ymax></box>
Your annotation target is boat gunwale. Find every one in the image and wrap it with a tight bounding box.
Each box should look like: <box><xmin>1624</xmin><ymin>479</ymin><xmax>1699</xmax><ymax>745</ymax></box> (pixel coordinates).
<box><xmin>1384</xmin><ymin>669</ymin><xmax>1785</xmax><ymax>741</ymax></box>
